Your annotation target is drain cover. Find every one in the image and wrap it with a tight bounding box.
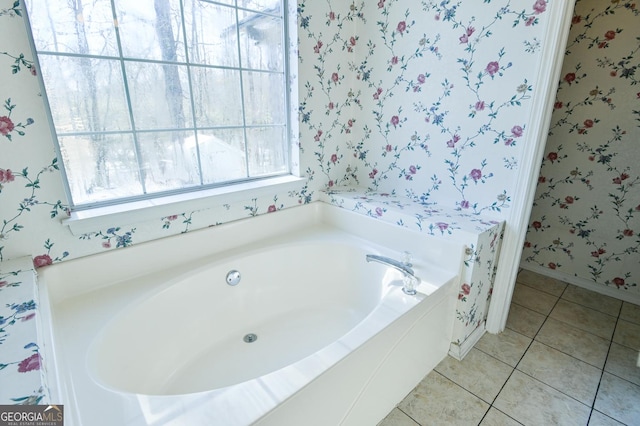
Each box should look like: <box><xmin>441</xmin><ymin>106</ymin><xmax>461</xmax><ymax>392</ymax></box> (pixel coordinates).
<box><xmin>243</xmin><ymin>333</ymin><xmax>258</xmax><ymax>343</ymax></box>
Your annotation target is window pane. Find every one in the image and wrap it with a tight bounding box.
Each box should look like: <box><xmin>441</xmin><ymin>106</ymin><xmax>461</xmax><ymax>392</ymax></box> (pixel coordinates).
<box><xmin>246</xmin><ymin>126</ymin><xmax>287</xmax><ymax>176</ymax></box>
<box><xmin>115</xmin><ymin>0</ymin><xmax>186</xmax><ymax>62</ymax></box>
<box><xmin>191</xmin><ymin>67</ymin><xmax>243</xmax><ymax>127</ymax></box>
<box><xmin>184</xmin><ymin>1</ymin><xmax>239</xmax><ymax>67</ymax></box>
<box><xmin>28</xmin><ymin>0</ymin><xmax>118</xmax><ymax>57</ymax></box>
<box><xmin>238</xmin><ymin>11</ymin><xmax>283</xmax><ymax>71</ymax></box>
<box><xmin>40</xmin><ymin>55</ymin><xmax>130</xmax><ymax>133</ymax></box>
<box><xmin>238</xmin><ymin>0</ymin><xmax>282</xmax><ymax>13</ymax></box>
<box><xmin>243</xmin><ymin>71</ymin><xmax>285</xmax><ymax>125</ymax></box>
<box><xmin>59</xmin><ymin>134</ymin><xmax>143</xmax><ymax>205</ymax></box>
<box><xmin>138</xmin><ymin>131</ymin><xmax>201</xmax><ymax>192</ymax></box>
<box><xmin>198</xmin><ymin>129</ymin><xmax>247</xmax><ymax>184</ymax></box>
<box><xmin>125</xmin><ymin>62</ymin><xmax>192</xmax><ymax>130</ymax></box>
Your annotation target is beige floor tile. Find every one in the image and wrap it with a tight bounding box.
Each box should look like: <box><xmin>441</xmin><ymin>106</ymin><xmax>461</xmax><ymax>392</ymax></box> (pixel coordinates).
<box><xmin>516</xmin><ymin>341</ymin><xmax>601</xmax><ymax>405</ymax></box>
<box><xmin>377</xmin><ymin>408</ymin><xmax>419</xmax><ymax>426</ymax></box>
<box><xmin>511</xmin><ymin>283</ymin><xmax>558</xmax><ymax>315</ymax></box>
<box><xmin>604</xmin><ymin>342</ymin><xmax>640</xmax><ymax>386</ymax></box>
<box><xmin>588</xmin><ymin>410</ymin><xmax>625</xmax><ymax>425</ymax></box>
<box><xmin>494</xmin><ymin>370</ymin><xmax>590</xmax><ymax>426</ymax></box>
<box><xmin>612</xmin><ymin>319</ymin><xmax>640</xmax><ymax>351</ymax></box>
<box><xmin>505</xmin><ymin>303</ymin><xmax>546</xmax><ymax>338</ymax></box>
<box><xmin>594</xmin><ymin>372</ymin><xmax>640</xmax><ymax>426</ymax></box>
<box><xmin>517</xmin><ymin>269</ymin><xmax>567</xmax><ymax>296</ymax></box>
<box><xmin>479</xmin><ymin>407</ymin><xmax>521</xmax><ymax>426</ymax></box>
<box><xmin>561</xmin><ymin>285</ymin><xmax>622</xmax><ymax>317</ymax></box>
<box><xmin>435</xmin><ymin>349</ymin><xmax>513</xmax><ymax>403</ymax></box>
<box><xmin>620</xmin><ymin>302</ymin><xmax>640</xmax><ymax>325</ymax></box>
<box><xmin>549</xmin><ymin>299</ymin><xmax>617</xmax><ymax>340</ymax></box>
<box><xmin>398</xmin><ymin>372</ymin><xmax>489</xmax><ymax>426</ymax></box>
<box><xmin>535</xmin><ymin>317</ymin><xmax>610</xmax><ymax>368</ymax></box>
<box><xmin>475</xmin><ymin>327</ymin><xmax>532</xmax><ymax>367</ymax></box>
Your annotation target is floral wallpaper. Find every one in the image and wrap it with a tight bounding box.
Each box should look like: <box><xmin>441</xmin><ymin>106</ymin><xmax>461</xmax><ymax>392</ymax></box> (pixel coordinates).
<box><xmin>523</xmin><ymin>0</ymin><xmax>640</xmax><ymax>302</ymax></box>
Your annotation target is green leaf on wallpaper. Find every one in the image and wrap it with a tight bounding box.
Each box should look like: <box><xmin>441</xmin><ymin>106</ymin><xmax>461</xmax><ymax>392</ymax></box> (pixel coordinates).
<box><xmin>21</xmin><ymin>167</ymin><xmax>28</xmax><ymax>177</ymax></box>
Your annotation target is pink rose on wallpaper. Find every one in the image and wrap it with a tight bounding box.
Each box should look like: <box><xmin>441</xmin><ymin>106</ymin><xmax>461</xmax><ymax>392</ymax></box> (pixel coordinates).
<box><xmin>612</xmin><ymin>277</ymin><xmax>625</xmax><ymax>288</ymax></box>
<box><xmin>564</xmin><ymin>196</ymin><xmax>574</xmax><ymax>204</ymax></box>
<box><xmin>385</xmin><ymin>144</ymin><xmax>393</xmax><ymax>152</ymax></box>
<box><xmin>18</xmin><ymin>353</ymin><xmax>41</xmax><ymax>373</ymax></box>
<box><xmin>532</xmin><ymin>221</ymin><xmax>542</xmax><ymax>230</ymax></box>
<box><xmin>511</xmin><ymin>125</ymin><xmax>524</xmax><ymax>137</ymax></box>
<box><xmin>470</xmin><ymin>169</ymin><xmax>482</xmax><ymax>181</ymax></box>
<box><xmin>267</xmin><ymin>205</ymin><xmax>277</xmax><ymax>213</ymax></box>
<box><xmin>436</xmin><ymin>222</ymin><xmax>449</xmax><ymax>231</ymax></box>
<box><xmin>391</xmin><ymin>56</ymin><xmax>398</xmax><ymax>65</ymax></box>
<box><xmin>461</xmin><ymin>283</ymin><xmax>471</xmax><ymax>295</ymax></box>
<box><xmin>331</xmin><ymin>72</ymin><xmax>339</xmax><ymax>83</ymax></box>
<box><xmin>460</xmin><ymin>200</ymin><xmax>469</xmax><ymax>209</ymax></box>
<box><xmin>547</xmin><ymin>152</ymin><xmax>558</xmax><ymax>162</ymax></box>
<box><xmin>417</xmin><ymin>74</ymin><xmax>426</xmax><ymax>84</ymax></box>
<box><xmin>475</xmin><ymin>101</ymin><xmax>485</xmax><ymax>111</ymax></box>
<box><xmin>0</xmin><ymin>168</ymin><xmax>15</xmax><ymax>183</ymax></box>
<box><xmin>329</xmin><ymin>11</ymin><xmax>335</xmax><ymax>20</ymax></box>
<box><xmin>0</xmin><ymin>116</ymin><xmax>15</xmax><ymax>136</ymax></box>
<box><xmin>378</xmin><ymin>0</ymin><xmax>384</xmax><ymax>8</ymax></box>
<box><xmin>369</xmin><ymin>168</ymin><xmax>378</xmax><ymax>179</ymax></box>
<box><xmin>564</xmin><ymin>72</ymin><xmax>576</xmax><ymax>84</ymax></box>
<box><xmin>373</xmin><ymin>87</ymin><xmax>383</xmax><ymax>100</ymax></box>
<box><xmin>313</xmin><ymin>40</ymin><xmax>323</xmax><ymax>54</ymax></box>
<box><xmin>604</xmin><ymin>30</ymin><xmax>616</xmax><ymax>40</ymax></box>
<box><xmin>375</xmin><ymin>207</ymin><xmax>383</xmax><ymax>216</ymax></box>
<box><xmin>532</xmin><ymin>0</ymin><xmax>546</xmax><ymax>14</ymax></box>
<box><xmin>33</xmin><ymin>254</ymin><xmax>53</xmax><ymax>268</ymax></box>
<box><xmin>397</xmin><ymin>21</ymin><xmax>406</xmax><ymax>34</ymax></box>
<box><xmin>328</xmin><ymin>102</ymin><xmax>334</xmax><ymax>110</ymax></box>
<box><xmin>554</xmin><ymin>101</ymin><xmax>563</xmax><ymax>109</ymax></box>
<box><xmin>548</xmin><ymin>262</ymin><xmax>557</xmax><ymax>270</ymax></box>
<box><xmin>622</xmin><ymin>229</ymin><xmax>634</xmax><ymax>237</ymax></box>
<box><xmin>572</xmin><ymin>15</ymin><xmax>582</xmax><ymax>24</ymax></box>
<box><xmin>486</xmin><ymin>61</ymin><xmax>499</xmax><ymax>76</ymax></box>
<box><xmin>328</xmin><ymin>180</ymin><xmax>334</xmax><ymax>187</ymax></box>
<box><xmin>583</xmin><ymin>119</ymin><xmax>594</xmax><ymax>128</ymax></box>
<box><xmin>330</xmin><ymin>153</ymin><xmax>338</xmax><ymax>163</ymax></box>
<box><xmin>390</xmin><ymin>115</ymin><xmax>399</xmax><ymax>127</ymax></box>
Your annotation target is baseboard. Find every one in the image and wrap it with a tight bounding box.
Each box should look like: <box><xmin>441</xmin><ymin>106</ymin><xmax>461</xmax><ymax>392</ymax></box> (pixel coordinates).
<box><xmin>520</xmin><ymin>263</ymin><xmax>640</xmax><ymax>306</ymax></box>
<box><xmin>448</xmin><ymin>323</ymin><xmax>486</xmax><ymax>361</ymax></box>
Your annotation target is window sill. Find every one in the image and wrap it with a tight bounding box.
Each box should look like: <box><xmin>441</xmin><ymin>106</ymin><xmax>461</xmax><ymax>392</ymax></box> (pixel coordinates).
<box><xmin>62</xmin><ymin>175</ymin><xmax>307</xmax><ymax>236</ymax></box>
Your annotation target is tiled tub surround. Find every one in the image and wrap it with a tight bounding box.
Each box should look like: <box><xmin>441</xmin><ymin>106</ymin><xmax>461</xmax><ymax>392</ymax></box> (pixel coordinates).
<box><xmin>379</xmin><ymin>269</ymin><xmax>640</xmax><ymax>425</ymax></box>
<box><xmin>37</xmin><ymin>202</ymin><xmax>462</xmax><ymax>426</ymax></box>
<box><xmin>323</xmin><ymin>188</ymin><xmax>505</xmax><ymax>359</ymax></box>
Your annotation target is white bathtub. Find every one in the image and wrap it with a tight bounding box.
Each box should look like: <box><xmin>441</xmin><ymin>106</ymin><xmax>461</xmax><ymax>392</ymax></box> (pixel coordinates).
<box><xmin>37</xmin><ymin>202</ymin><xmax>462</xmax><ymax>426</ymax></box>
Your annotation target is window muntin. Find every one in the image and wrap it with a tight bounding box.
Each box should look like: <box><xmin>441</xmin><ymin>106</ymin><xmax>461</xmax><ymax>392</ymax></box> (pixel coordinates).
<box><xmin>26</xmin><ymin>0</ymin><xmax>289</xmax><ymax>209</ymax></box>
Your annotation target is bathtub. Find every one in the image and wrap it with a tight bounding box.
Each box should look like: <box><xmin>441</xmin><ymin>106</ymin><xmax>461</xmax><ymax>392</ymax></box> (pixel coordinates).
<box><xmin>37</xmin><ymin>202</ymin><xmax>462</xmax><ymax>426</ymax></box>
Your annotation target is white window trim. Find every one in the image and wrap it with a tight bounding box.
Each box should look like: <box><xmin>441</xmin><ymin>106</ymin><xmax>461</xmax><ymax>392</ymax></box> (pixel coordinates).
<box><xmin>63</xmin><ymin>175</ymin><xmax>306</xmax><ymax>235</ymax></box>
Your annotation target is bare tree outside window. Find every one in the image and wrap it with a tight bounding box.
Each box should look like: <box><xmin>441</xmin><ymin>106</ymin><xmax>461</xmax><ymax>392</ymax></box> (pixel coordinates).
<box><xmin>25</xmin><ymin>0</ymin><xmax>288</xmax><ymax>208</ymax></box>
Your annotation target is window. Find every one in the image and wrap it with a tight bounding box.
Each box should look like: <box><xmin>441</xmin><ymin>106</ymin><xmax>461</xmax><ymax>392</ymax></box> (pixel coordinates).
<box><xmin>26</xmin><ymin>0</ymin><xmax>291</xmax><ymax>209</ymax></box>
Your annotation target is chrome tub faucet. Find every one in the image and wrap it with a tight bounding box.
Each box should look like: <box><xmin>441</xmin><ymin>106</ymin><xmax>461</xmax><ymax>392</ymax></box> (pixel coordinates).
<box><xmin>366</xmin><ymin>253</ymin><xmax>418</xmax><ymax>295</ymax></box>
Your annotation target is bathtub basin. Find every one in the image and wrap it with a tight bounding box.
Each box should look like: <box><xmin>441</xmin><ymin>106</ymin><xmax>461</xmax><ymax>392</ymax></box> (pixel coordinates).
<box><xmin>37</xmin><ymin>202</ymin><xmax>462</xmax><ymax>425</ymax></box>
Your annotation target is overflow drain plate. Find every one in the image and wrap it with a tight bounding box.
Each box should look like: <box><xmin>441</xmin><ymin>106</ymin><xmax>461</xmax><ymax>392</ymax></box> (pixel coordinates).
<box><xmin>243</xmin><ymin>333</ymin><xmax>258</xmax><ymax>343</ymax></box>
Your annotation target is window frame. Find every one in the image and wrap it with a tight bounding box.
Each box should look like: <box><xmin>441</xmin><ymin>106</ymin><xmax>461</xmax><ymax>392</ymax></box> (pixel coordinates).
<box><xmin>23</xmin><ymin>0</ymin><xmax>298</xmax><ymax>214</ymax></box>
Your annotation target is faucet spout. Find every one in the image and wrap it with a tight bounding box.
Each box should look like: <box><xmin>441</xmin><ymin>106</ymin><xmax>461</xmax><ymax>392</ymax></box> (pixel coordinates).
<box><xmin>365</xmin><ymin>254</ymin><xmax>415</xmax><ymax>278</ymax></box>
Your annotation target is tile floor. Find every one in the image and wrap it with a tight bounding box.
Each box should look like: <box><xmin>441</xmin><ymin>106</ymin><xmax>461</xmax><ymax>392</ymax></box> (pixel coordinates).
<box><xmin>378</xmin><ymin>270</ymin><xmax>640</xmax><ymax>426</ymax></box>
